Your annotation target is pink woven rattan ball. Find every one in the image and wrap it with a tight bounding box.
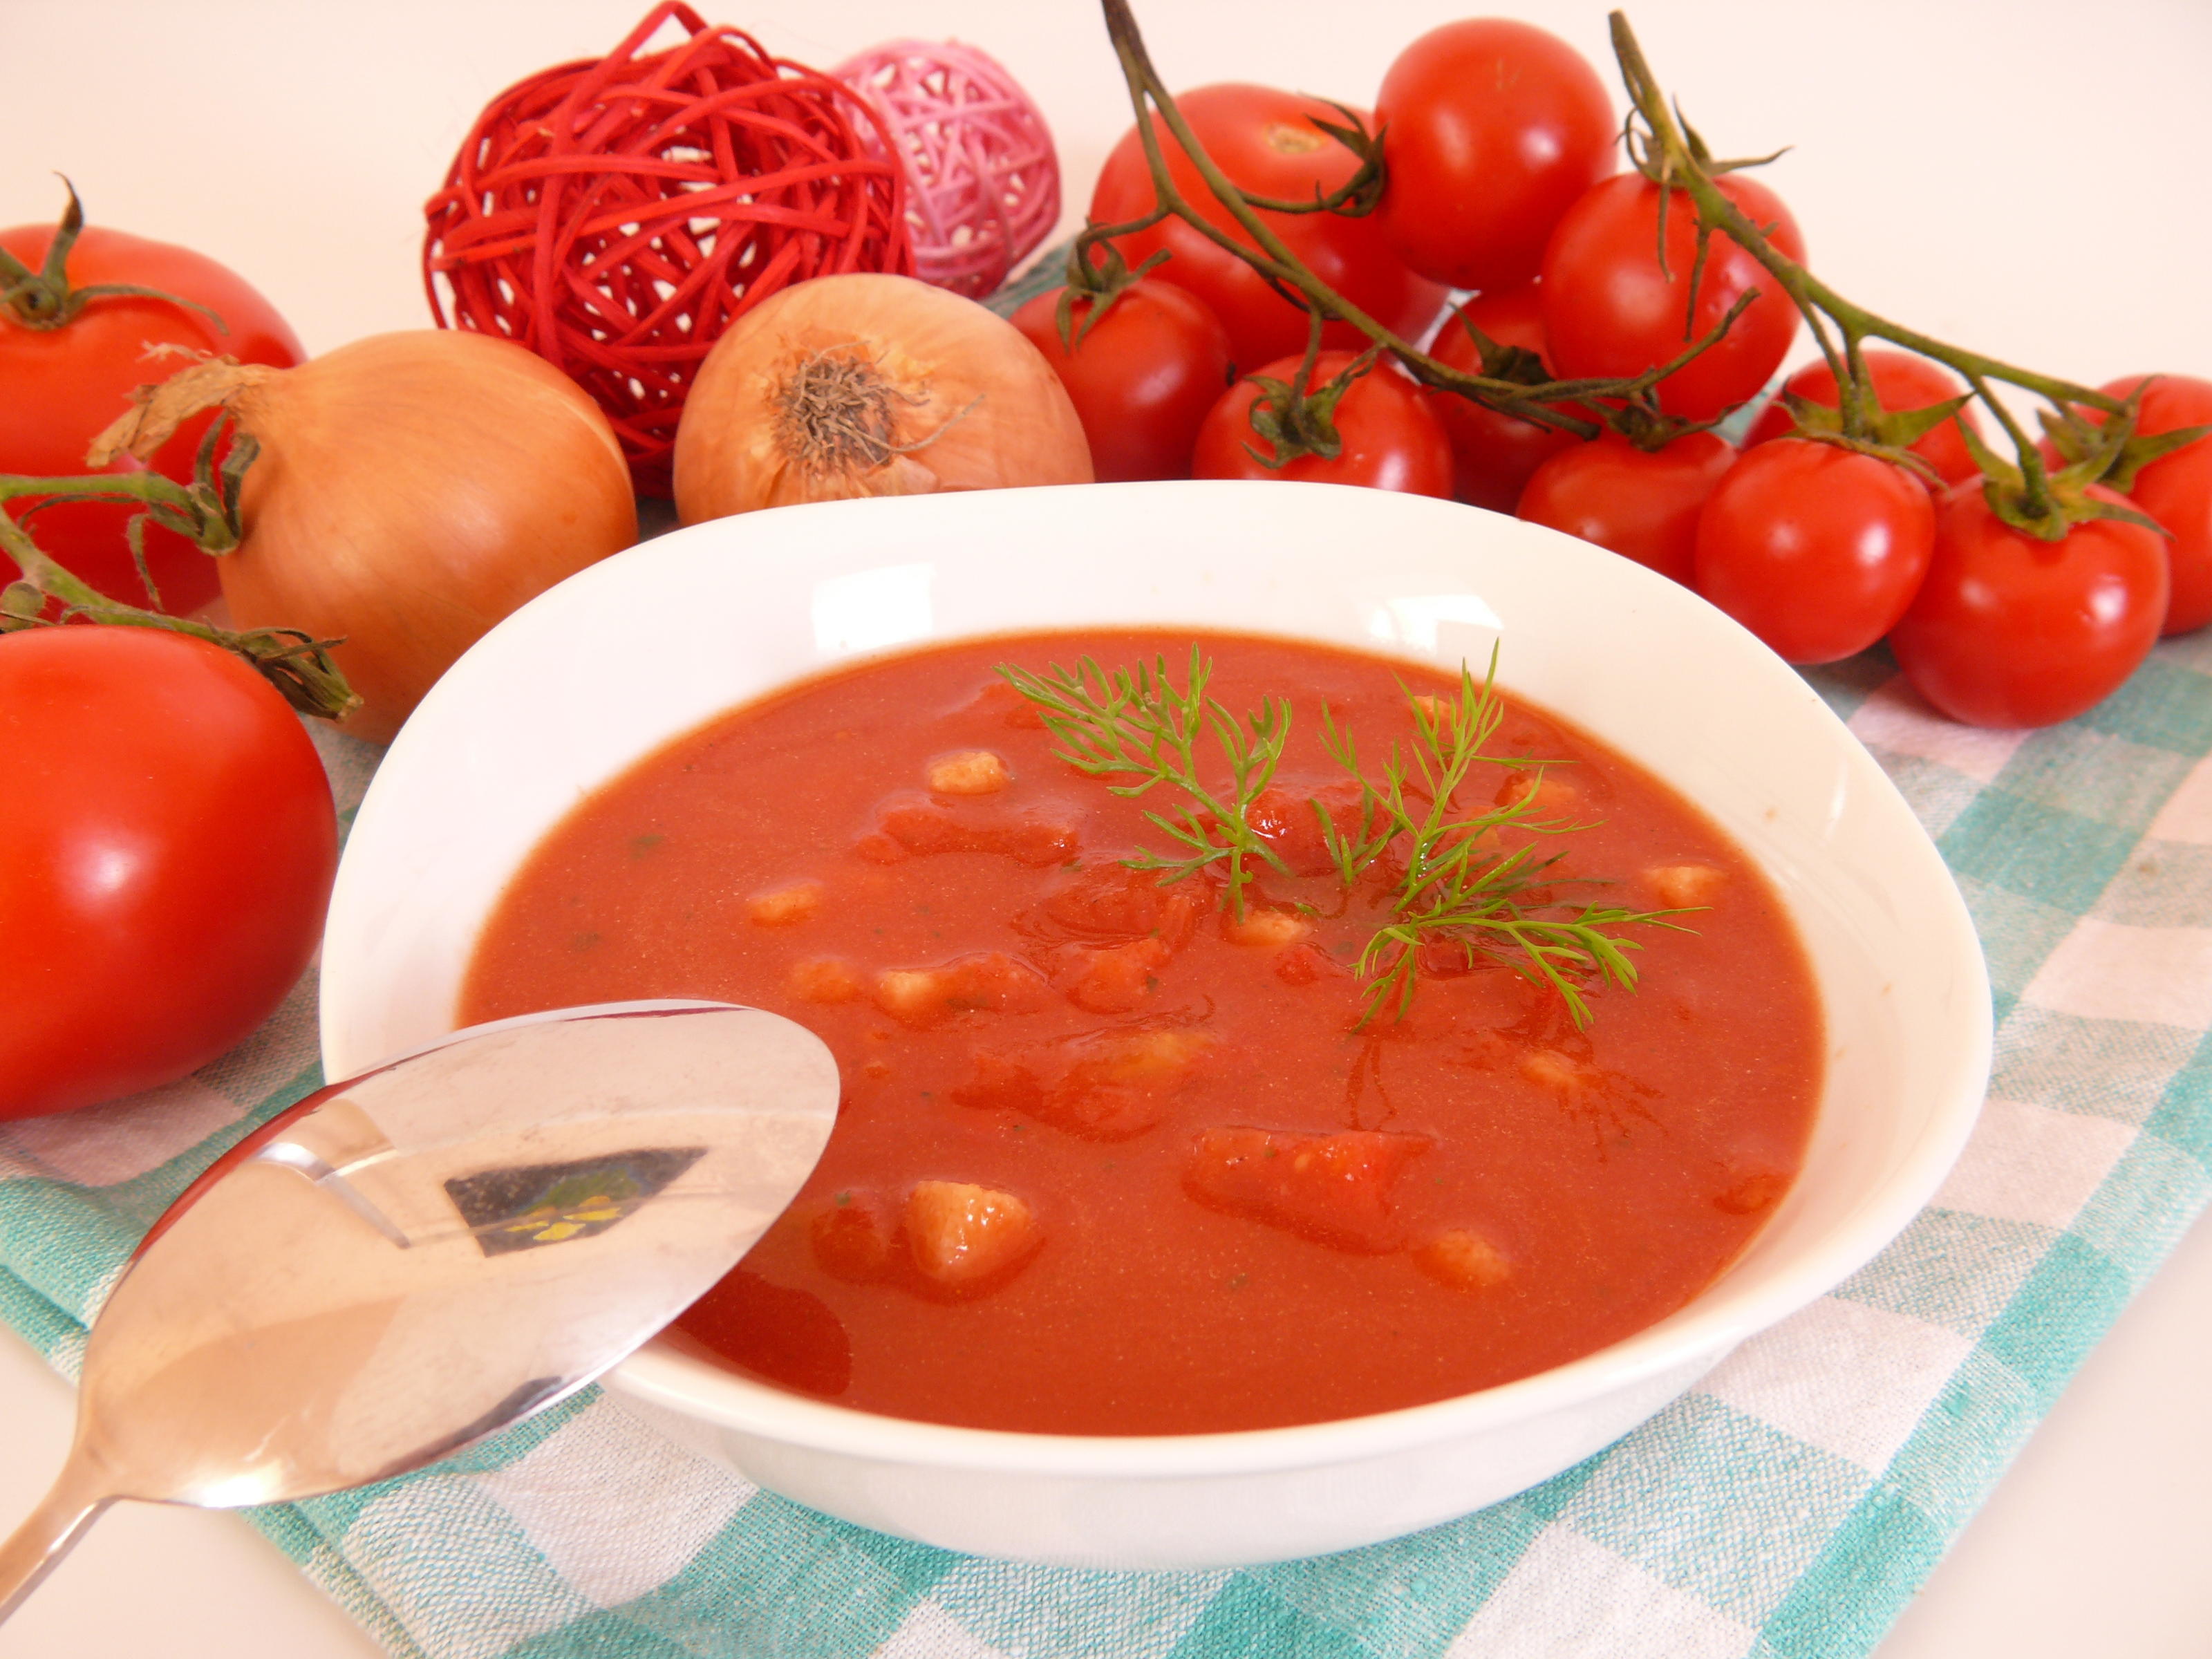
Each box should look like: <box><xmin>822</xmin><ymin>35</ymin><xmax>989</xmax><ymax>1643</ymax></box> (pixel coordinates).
<box><xmin>834</xmin><ymin>39</ymin><xmax>1060</xmax><ymax>300</ymax></box>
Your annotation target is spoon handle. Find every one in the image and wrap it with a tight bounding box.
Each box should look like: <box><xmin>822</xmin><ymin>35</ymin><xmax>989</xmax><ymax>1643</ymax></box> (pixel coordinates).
<box><xmin>0</xmin><ymin>1447</ymin><xmax>115</xmax><ymax>1627</ymax></box>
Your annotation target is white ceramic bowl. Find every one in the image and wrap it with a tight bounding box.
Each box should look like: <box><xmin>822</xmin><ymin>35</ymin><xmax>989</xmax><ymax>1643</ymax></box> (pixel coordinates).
<box><xmin>321</xmin><ymin>480</ymin><xmax>1990</xmax><ymax>1569</ymax></box>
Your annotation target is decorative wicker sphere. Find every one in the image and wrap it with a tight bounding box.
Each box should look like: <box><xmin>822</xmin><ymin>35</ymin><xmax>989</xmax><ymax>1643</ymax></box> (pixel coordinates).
<box><xmin>424</xmin><ymin>2</ymin><xmax>912</xmax><ymax>494</ymax></box>
<box><xmin>834</xmin><ymin>39</ymin><xmax>1060</xmax><ymax>301</ymax></box>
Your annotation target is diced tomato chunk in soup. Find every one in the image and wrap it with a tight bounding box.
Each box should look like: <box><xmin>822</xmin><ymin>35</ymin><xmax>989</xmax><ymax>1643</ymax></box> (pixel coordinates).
<box><xmin>460</xmin><ymin>631</ymin><xmax>1821</xmax><ymax>1436</ymax></box>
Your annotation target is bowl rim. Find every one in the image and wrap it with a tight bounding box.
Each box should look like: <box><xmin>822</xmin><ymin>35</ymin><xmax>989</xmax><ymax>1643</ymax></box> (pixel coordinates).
<box><xmin>326</xmin><ymin>480</ymin><xmax>1994</xmax><ymax>1479</ymax></box>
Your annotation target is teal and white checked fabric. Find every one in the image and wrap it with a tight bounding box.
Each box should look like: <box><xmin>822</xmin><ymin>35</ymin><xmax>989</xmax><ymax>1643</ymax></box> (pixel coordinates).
<box><xmin>5</xmin><ymin>629</ymin><xmax>2209</xmax><ymax>1659</ymax></box>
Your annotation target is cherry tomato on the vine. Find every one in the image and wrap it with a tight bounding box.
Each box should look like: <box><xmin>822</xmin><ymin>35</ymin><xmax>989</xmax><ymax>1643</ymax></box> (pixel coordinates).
<box><xmin>1517</xmin><ymin>429</ymin><xmax>1736</xmax><ymax>583</ymax></box>
<box><xmin>0</xmin><ymin>627</ymin><xmax>337</xmax><ymax>1119</ymax></box>
<box><xmin>2060</xmin><ymin>374</ymin><xmax>2212</xmax><ymax>636</ymax></box>
<box><xmin>1745</xmin><ymin>350</ymin><xmax>1985</xmax><ymax>487</ymax></box>
<box><xmin>1540</xmin><ymin>173</ymin><xmax>1806</xmax><ymax>422</ymax></box>
<box><xmin>1425</xmin><ymin>283</ymin><xmax>1581</xmax><ymax>514</ymax></box>
<box><xmin>1193</xmin><ymin>350</ymin><xmax>1453</xmax><ymax>496</ymax></box>
<box><xmin>1693</xmin><ymin>438</ymin><xmax>1935</xmax><ymax>664</ymax></box>
<box><xmin>1375</xmin><ymin>19</ymin><xmax>1616</xmax><ymax>292</ymax></box>
<box><xmin>1011</xmin><ymin>281</ymin><xmax>1234</xmax><ymax>484</ymax></box>
<box><xmin>1090</xmin><ymin>84</ymin><xmax>1447</xmax><ymax>370</ymax></box>
<box><xmin>1</xmin><ymin>218</ymin><xmax>303</xmax><ymax>615</ymax></box>
<box><xmin>1889</xmin><ymin>485</ymin><xmax>2168</xmax><ymax>728</ymax></box>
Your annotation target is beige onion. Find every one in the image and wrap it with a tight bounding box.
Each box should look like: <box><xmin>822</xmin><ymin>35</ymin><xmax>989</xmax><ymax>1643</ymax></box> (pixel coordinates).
<box><xmin>95</xmin><ymin>331</ymin><xmax>638</xmax><ymax>744</ymax></box>
<box><xmin>673</xmin><ymin>273</ymin><xmax>1093</xmax><ymax>523</ymax></box>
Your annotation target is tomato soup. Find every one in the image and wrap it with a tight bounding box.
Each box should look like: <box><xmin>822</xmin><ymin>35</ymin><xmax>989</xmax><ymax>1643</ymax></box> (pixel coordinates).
<box><xmin>460</xmin><ymin>631</ymin><xmax>1821</xmax><ymax>1435</ymax></box>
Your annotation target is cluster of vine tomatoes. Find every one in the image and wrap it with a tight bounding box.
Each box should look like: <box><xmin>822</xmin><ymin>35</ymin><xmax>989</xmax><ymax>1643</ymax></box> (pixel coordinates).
<box><xmin>1017</xmin><ymin>18</ymin><xmax>2209</xmax><ymax>731</ymax></box>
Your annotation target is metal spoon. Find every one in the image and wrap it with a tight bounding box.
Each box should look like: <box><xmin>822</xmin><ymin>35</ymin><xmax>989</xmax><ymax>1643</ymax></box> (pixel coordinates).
<box><xmin>0</xmin><ymin>1000</ymin><xmax>837</xmax><ymax>1624</ymax></box>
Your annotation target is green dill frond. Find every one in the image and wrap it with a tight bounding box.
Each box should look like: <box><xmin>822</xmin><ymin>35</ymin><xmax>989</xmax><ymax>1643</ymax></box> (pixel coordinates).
<box><xmin>995</xmin><ymin>651</ymin><xmax>1290</xmax><ymax>919</ymax></box>
<box><xmin>999</xmin><ymin>644</ymin><xmax>1692</xmax><ymax>1024</ymax></box>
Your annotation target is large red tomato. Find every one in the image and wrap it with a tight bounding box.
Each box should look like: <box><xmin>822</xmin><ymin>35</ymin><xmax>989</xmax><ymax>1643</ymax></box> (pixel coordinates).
<box><xmin>1516</xmin><ymin>430</ymin><xmax>1736</xmax><ymax>583</ymax></box>
<box><xmin>1193</xmin><ymin>350</ymin><xmax>1452</xmax><ymax>496</ymax></box>
<box><xmin>2070</xmin><ymin>374</ymin><xmax>2212</xmax><ymax>636</ymax></box>
<box><xmin>1890</xmin><ymin>485</ymin><xmax>2168</xmax><ymax>728</ymax></box>
<box><xmin>1540</xmin><ymin>173</ymin><xmax>1805</xmax><ymax>421</ymax></box>
<box><xmin>1745</xmin><ymin>350</ymin><xmax>1985</xmax><ymax>487</ymax></box>
<box><xmin>1375</xmin><ymin>19</ymin><xmax>1617</xmax><ymax>292</ymax></box>
<box><xmin>1089</xmin><ymin>84</ymin><xmax>1447</xmax><ymax>371</ymax></box>
<box><xmin>1693</xmin><ymin>439</ymin><xmax>1935</xmax><ymax>664</ymax></box>
<box><xmin>1011</xmin><ymin>281</ymin><xmax>1234</xmax><ymax>483</ymax></box>
<box><xmin>0</xmin><ymin>216</ymin><xmax>303</xmax><ymax>615</ymax></box>
<box><xmin>0</xmin><ymin>627</ymin><xmax>337</xmax><ymax>1118</ymax></box>
<box><xmin>1426</xmin><ymin>283</ymin><xmax>1581</xmax><ymax>513</ymax></box>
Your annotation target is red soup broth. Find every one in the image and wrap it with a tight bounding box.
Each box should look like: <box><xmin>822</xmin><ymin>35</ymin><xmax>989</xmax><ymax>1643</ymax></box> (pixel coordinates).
<box><xmin>460</xmin><ymin>630</ymin><xmax>1821</xmax><ymax>1436</ymax></box>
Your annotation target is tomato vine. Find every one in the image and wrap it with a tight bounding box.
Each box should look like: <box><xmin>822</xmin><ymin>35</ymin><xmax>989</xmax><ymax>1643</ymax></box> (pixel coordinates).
<box><xmin>0</xmin><ymin>420</ymin><xmax>357</xmax><ymax>721</ymax></box>
<box><xmin>1071</xmin><ymin>0</ymin><xmax>1766</xmax><ymax>461</ymax></box>
<box><xmin>1080</xmin><ymin>0</ymin><xmax>2207</xmax><ymax>525</ymax></box>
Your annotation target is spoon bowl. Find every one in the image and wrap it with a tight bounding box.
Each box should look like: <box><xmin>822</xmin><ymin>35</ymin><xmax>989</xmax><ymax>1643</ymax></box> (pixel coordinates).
<box><xmin>0</xmin><ymin>1000</ymin><xmax>837</xmax><ymax>1622</ymax></box>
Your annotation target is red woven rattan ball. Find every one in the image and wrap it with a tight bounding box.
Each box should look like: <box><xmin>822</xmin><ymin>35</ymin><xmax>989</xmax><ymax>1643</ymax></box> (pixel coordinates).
<box><xmin>424</xmin><ymin>3</ymin><xmax>912</xmax><ymax>494</ymax></box>
<box><xmin>834</xmin><ymin>39</ymin><xmax>1059</xmax><ymax>301</ymax></box>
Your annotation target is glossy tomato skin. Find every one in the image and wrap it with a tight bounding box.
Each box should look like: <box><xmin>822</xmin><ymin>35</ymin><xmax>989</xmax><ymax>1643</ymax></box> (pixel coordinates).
<box><xmin>0</xmin><ymin>223</ymin><xmax>303</xmax><ymax>615</ymax></box>
<box><xmin>1011</xmin><ymin>281</ymin><xmax>1233</xmax><ymax>483</ymax></box>
<box><xmin>0</xmin><ymin>628</ymin><xmax>337</xmax><ymax>1118</ymax></box>
<box><xmin>1890</xmin><ymin>485</ymin><xmax>2168</xmax><ymax>729</ymax></box>
<box><xmin>1090</xmin><ymin>84</ymin><xmax>1447</xmax><ymax>370</ymax></box>
<box><xmin>1541</xmin><ymin>174</ymin><xmax>1805</xmax><ymax>422</ymax></box>
<box><xmin>1376</xmin><ymin>19</ymin><xmax>1616</xmax><ymax>292</ymax></box>
<box><xmin>1193</xmin><ymin>350</ymin><xmax>1453</xmax><ymax>496</ymax></box>
<box><xmin>1517</xmin><ymin>430</ymin><xmax>1736</xmax><ymax>583</ymax></box>
<box><xmin>1426</xmin><ymin>284</ymin><xmax>1581</xmax><ymax>513</ymax></box>
<box><xmin>2086</xmin><ymin>375</ymin><xmax>2212</xmax><ymax>635</ymax></box>
<box><xmin>1693</xmin><ymin>439</ymin><xmax>1935</xmax><ymax>664</ymax></box>
<box><xmin>1746</xmin><ymin>350</ymin><xmax>1984</xmax><ymax>487</ymax></box>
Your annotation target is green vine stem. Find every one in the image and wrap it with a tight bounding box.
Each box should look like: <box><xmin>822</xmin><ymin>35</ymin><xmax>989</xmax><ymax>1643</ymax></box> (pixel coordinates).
<box><xmin>0</xmin><ymin>467</ymin><xmax>241</xmax><ymax>557</ymax></box>
<box><xmin>0</xmin><ymin>459</ymin><xmax>358</xmax><ymax>722</ymax></box>
<box><xmin>1601</xmin><ymin>12</ymin><xmax>2133</xmax><ymax>535</ymax></box>
<box><xmin>0</xmin><ymin>180</ymin><xmax>228</xmax><ymax>332</ymax></box>
<box><xmin>1239</xmin><ymin>310</ymin><xmax>1368</xmax><ymax>468</ymax></box>
<box><xmin>1083</xmin><ymin>0</ymin><xmax>1743</xmax><ymax>451</ymax></box>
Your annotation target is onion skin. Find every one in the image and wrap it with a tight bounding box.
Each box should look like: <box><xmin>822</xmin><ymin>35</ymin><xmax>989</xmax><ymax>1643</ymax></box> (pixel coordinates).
<box><xmin>221</xmin><ymin>331</ymin><xmax>637</xmax><ymax>744</ymax></box>
<box><xmin>673</xmin><ymin>273</ymin><xmax>1092</xmax><ymax>524</ymax></box>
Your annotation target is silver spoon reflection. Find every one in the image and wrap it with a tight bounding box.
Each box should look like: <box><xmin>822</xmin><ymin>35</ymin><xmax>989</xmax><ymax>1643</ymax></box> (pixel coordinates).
<box><xmin>0</xmin><ymin>1001</ymin><xmax>838</xmax><ymax>1624</ymax></box>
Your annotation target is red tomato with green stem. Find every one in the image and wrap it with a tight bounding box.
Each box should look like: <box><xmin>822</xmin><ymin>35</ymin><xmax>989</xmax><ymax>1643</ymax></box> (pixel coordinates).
<box><xmin>1541</xmin><ymin>173</ymin><xmax>1806</xmax><ymax>422</ymax></box>
<box><xmin>0</xmin><ymin>627</ymin><xmax>337</xmax><ymax>1118</ymax></box>
<box><xmin>1193</xmin><ymin>350</ymin><xmax>1452</xmax><ymax>496</ymax></box>
<box><xmin>1889</xmin><ymin>485</ymin><xmax>2168</xmax><ymax>728</ymax></box>
<box><xmin>1746</xmin><ymin>350</ymin><xmax>1985</xmax><ymax>487</ymax></box>
<box><xmin>1693</xmin><ymin>439</ymin><xmax>1936</xmax><ymax>664</ymax></box>
<box><xmin>1425</xmin><ymin>284</ymin><xmax>1582</xmax><ymax>513</ymax></box>
<box><xmin>1517</xmin><ymin>429</ymin><xmax>1736</xmax><ymax>583</ymax></box>
<box><xmin>1011</xmin><ymin>281</ymin><xmax>1234</xmax><ymax>483</ymax></box>
<box><xmin>2059</xmin><ymin>375</ymin><xmax>2212</xmax><ymax>636</ymax></box>
<box><xmin>1090</xmin><ymin>84</ymin><xmax>1447</xmax><ymax>371</ymax></box>
<box><xmin>1</xmin><ymin>209</ymin><xmax>304</xmax><ymax>615</ymax></box>
<box><xmin>1375</xmin><ymin>19</ymin><xmax>1618</xmax><ymax>292</ymax></box>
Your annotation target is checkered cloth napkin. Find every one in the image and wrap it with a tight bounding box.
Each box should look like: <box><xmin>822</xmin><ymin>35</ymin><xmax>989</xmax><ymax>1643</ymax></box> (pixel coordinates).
<box><xmin>5</xmin><ymin>628</ymin><xmax>2209</xmax><ymax>1659</ymax></box>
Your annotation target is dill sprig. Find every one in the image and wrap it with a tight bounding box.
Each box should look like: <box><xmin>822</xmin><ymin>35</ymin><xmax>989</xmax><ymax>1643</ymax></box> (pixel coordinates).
<box><xmin>1313</xmin><ymin>651</ymin><xmax>1526</xmax><ymax>892</ymax></box>
<box><xmin>1320</xmin><ymin>653</ymin><xmax>1683</xmax><ymax>1029</ymax></box>
<box><xmin>995</xmin><ymin>649</ymin><xmax>1291</xmax><ymax>919</ymax></box>
<box><xmin>997</xmin><ymin>647</ymin><xmax>1687</xmax><ymax>1026</ymax></box>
